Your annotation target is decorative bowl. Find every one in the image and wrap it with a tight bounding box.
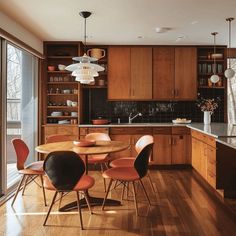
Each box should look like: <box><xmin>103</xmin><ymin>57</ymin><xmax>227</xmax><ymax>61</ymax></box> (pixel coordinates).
<box><xmin>48</xmin><ymin>65</ymin><xmax>56</xmax><ymax>71</ymax></box>
<box><xmin>58</xmin><ymin>64</ymin><xmax>66</xmax><ymax>71</ymax></box>
<box><xmin>73</xmin><ymin>140</ymin><xmax>96</xmax><ymax>147</ymax></box>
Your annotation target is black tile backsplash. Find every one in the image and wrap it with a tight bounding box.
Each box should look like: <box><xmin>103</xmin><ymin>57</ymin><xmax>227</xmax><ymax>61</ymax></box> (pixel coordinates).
<box><xmin>82</xmin><ymin>88</ymin><xmax>225</xmax><ymax>124</ymax></box>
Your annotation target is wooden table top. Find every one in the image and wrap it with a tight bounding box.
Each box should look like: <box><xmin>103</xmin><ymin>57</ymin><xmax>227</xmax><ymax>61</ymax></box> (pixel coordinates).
<box><xmin>35</xmin><ymin>140</ymin><xmax>130</xmax><ymax>156</ymax></box>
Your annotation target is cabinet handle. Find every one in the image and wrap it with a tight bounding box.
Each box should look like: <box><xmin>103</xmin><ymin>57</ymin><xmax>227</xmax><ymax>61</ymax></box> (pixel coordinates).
<box><xmin>169</xmin><ymin>138</ymin><xmax>172</xmax><ymax>145</ymax></box>
<box><xmin>175</xmin><ymin>89</ymin><xmax>178</xmax><ymax>97</ymax></box>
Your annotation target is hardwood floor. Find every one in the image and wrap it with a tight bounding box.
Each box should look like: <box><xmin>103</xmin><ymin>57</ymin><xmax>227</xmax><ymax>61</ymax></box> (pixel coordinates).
<box><xmin>0</xmin><ymin>169</ymin><xmax>236</xmax><ymax>236</ymax></box>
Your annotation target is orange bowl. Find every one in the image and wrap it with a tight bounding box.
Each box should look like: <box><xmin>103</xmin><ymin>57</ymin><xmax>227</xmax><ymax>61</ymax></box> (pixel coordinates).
<box><xmin>91</xmin><ymin>119</ymin><xmax>109</xmax><ymax>125</ymax></box>
<box><xmin>73</xmin><ymin>140</ymin><xmax>96</xmax><ymax>147</ymax></box>
<box><xmin>48</xmin><ymin>66</ymin><xmax>56</xmax><ymax>71</ymax></box>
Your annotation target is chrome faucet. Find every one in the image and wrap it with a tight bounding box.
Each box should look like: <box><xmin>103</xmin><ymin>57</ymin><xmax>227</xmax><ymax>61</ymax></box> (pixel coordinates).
<box><xmin>128</xmin><ymin>112</ymin><xmax>142</xmax><ymax>123</ymax></box>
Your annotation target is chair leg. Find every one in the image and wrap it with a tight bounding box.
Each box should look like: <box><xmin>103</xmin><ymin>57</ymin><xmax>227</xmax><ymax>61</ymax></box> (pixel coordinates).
<box><xmin>132</xmin><ymin>181</ymin><xmax>138</xmax><ymax>216</ymax></box>
<box><xmin>100</xmin><ymin>163</ymin><xmax>106</xmax><ymax>192</ymax></box>
<box><xmin>11</xmin><ymin>175</ymin><xmax>26</xmax><ymax>206</ymax></box>
<box><xmin>40</xmin><ymin>175</ymin><xmax>47</xmax><ymax>206</ymax></box>
<box><xmin>121</xmin><ymin>182</ymin><xmax>125</xmax><ymax>202</ymax></box>
<box><xmin>147</xmin><ymin>173</ymin><xmax>155</xmax><ymax>193</ymax></box>
<box><xmin>102</xmin><ymin>179</ymin><xmax>113</xmax><ymax>210</ymax></box>
<box><xmin>22</xmin><ymin>175</ymin><xmax>30</xmax><ymax>196</ymax></box>
<box><xmin>43</xmin><ymin>191</ymin><xmax>58</xmax><ymax>226</ymax></box>
<box><xmin>83</xmin><ymin>191</ymin><xmax>93</xmax><ymax>215</ymax></box>
<box><xmin>76</xmin><ymin>191</ymin><xmax>84</xmax><ymax>230</ymax></box>
<box><xmin>58</xmin><ymin>192</ymin><xmax>64</xmax><ymax>210</ymax></box>
<box><xmin>139</xmin><ymin>179</ymin><xmax>151</xmax><ymax>206</ymax></box>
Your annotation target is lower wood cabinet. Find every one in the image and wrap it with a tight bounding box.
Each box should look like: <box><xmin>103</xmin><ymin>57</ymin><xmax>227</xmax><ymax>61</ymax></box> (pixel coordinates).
<box><xmin>191</xmin><ymin>130</ymin><xmax>216</xmax><ymax>187</ymax></box>
<box><xmin>42</xmin><ymin>125</ymin><xmax>79</xmax><ymax>143</ymax></box>
<box><xmin>152</xmin><ymin>127</ymin><xmax>191</xmax><ymax>165</ymax></box>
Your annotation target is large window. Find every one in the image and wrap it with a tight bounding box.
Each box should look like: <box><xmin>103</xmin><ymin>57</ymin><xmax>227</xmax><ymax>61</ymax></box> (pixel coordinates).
<box><xmin>1</xmin><ymin>41</ymin><xmax>38</xmax><ymax>193</ymax></box>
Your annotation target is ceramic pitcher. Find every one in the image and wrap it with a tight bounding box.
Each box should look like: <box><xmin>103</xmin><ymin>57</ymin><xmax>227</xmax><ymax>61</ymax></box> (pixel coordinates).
<box><xmin>87</xmin><ymin>48</ymin><xmax>106</xmax><ymax>60</ymax></box>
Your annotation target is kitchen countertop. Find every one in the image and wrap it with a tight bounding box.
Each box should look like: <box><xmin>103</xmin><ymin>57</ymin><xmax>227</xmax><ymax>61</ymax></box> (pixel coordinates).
<box><xmin>217</xmin><ymin>137</ymin><xmax>236</xmax><ymax>149</ymax></box>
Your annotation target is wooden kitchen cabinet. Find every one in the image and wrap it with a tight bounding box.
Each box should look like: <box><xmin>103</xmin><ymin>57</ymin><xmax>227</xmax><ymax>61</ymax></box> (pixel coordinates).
<box><xmin>109</xmin><ymin>127</ymin><xmax>152</xmax><ymax>159</ymax></box>
<box><xmin>108</xmin><ymin>46</ymin><xmax>152</xmax><ymax>100</ymax></box>
<box><xmin>153</xmin><ymin>47</ymin><xmax>175</xmax><ymax>100</ymax></box>
<box><xmin>153</xmin><ymin>46</ymin><xmax>197</xmax><ymax>100</ymax></box>
<box><xmin>175</xmin><ymin>47</ymin><xmax>197</xmax><ymax>100</ymax></box>
<box><xmin>152</xmin><ymin>127</ymin><xmax>190</xmax><ymax>165</ymax></box>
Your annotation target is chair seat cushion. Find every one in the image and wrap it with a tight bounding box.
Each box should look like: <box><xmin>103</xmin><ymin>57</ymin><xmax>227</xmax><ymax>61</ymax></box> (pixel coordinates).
<box><xmin>19</xmin><ymin>161</ymin><xmax>44</xmax><ymax>175</ymax></box>
<box><xmin>43</xmin><ymin>175</ymin><xmax>95</xmax><ymax>191</ymax></box>
<box><xmin>109</xmin><ymin>157</ymin><xmax>135</xmax><ymax>168</ymax></box>
<box><xmin>102</xmin><ymin>167</ymin><xmax>140</xmax><ymax>181</ymax></box>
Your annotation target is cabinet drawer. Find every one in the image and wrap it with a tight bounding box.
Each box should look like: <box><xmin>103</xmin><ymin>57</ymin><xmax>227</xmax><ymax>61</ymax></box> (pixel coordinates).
<box><xmin>45</xmin><ymin>126</ymin><xmax>79</xmax><ymax>136</ymax></box>
<box><xmin>172</xmin><ymin>127</ymin><xmax>190</xmax><ymax>135</ymax></box>
<box><xmin>191</xmin><ymin>130</ymin><xmax>216</xmax><ymax>147</ymax></box>
<box><xmin>207</xmin><ymin>169</ymin><xmax>216</xmax><ymax>188</ymax></box>
<box><xmin>110</xmin><ymin>127</ymin><xmax>152</xmax><ymax>135</ymax></box>
<box><xmin>80</xmin><ymin>127</ymin><xmax>109</xmax><ymax>136</ymax></box>
<box><xmin>153</xmin><ymin>127</ymin><xmax>171</xmax><ymax>134</ymax></box>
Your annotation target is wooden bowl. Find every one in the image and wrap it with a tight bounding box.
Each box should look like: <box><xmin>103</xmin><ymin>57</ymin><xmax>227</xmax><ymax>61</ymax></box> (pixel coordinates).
<box><xmin>73</xmin><ymin>140</ymin><xmax>96</xmax><ymax>147</ymax></box>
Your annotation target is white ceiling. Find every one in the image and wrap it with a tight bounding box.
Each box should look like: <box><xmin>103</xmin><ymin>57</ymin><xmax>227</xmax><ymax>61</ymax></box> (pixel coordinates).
<box><xmin>1</xmin><ymin>0</ymin><xmax>236</xmax><ymax>46</ymax></box>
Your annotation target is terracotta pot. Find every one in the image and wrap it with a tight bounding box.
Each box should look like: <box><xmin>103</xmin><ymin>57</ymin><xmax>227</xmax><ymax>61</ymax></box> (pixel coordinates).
<box><xmin>92</xmin><ymin>119</ymin><xmax>109</xmax><ymax>125</ymax></box>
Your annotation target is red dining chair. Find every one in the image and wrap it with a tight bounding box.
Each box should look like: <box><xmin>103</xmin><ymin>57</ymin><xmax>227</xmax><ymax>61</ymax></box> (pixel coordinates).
<box><xmin>85</xmin><ymin>132</ymin><xmax>111</xmax><ymax>191</ymax></box>
<box><xmin>11</xmin><ymin>138</ymin><xmax>47</xmax><ymax>206</ymax></box>
<box><xmin>102</xmin><ymin>143</ymin><xmax>154</xmax><ymax>215</ymax></box>
<box><xmin>109</xmin><ymin>135</ymin><xmax>155</xmax><ymax>192</ymax></box>
<box><xmin>43</xmin><ymin>151</ymin><xmax>95</xmax><ymax>229</ymax></box>
<box><xmin>46</xmin><ymin>134</ymin><xmax>71</xmax><ymax>143</ymax></box>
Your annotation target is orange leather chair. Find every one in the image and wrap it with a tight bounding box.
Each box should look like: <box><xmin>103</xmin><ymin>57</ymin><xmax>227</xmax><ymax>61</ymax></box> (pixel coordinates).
<box><xmin>85</xmin><ymin>132</ymin><xmax>111</xmax><ymax>191</ymax></box>
<box><xmin>11</xmin><ymin>138</ymin><xmax>47</xmax><ymax>206</ymax></box>
<box><xmin>102</xmin><ymin>143</ymin><xmax>154</xmax><ymax>215</ymax></box>
<box><xmin>109</xmin><ymin>135</ymin><xmax>155</xmax><ymax>192</ymax></box>
<box><xmin>43</xmin><ymin>151</ymin><xmax>95</xmax><ymax>229</ymax></box>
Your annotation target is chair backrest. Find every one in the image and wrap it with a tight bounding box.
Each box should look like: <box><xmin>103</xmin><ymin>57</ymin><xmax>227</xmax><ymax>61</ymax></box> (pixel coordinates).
<box><xmin>85</xmin><ymin>133</ymin><xmax>111</xmax><ymax>159</ymax></box>
<box><xmin>135</xmin><ymin>135</ymin><xmax>154</xmax><ymax>153</ymax></box>
<box><xmin>43</xmin><ymin>151</ymin><xmax>85</xmax><ymax>191</ymax></box>
<box><xmin>46</xmin><ymin>134</ymin><xmax>71</xmax><ymax>143</ymax></box>
<box><xmin>134</xmin><ymin>143</ymin><xmax>154</xmax><ymax>178</ymax></box>
<box><xmin>11</xmin><ymin>138</ymin><xmax>29</xmax><ymax>170</ymax></box>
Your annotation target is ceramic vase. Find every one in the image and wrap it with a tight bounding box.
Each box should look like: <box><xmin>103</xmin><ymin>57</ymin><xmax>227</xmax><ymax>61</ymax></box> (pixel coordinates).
<box><xmin>204</xmin><ymin>111</ymin><xmax>211</xmax><ymax>125</ymax></box>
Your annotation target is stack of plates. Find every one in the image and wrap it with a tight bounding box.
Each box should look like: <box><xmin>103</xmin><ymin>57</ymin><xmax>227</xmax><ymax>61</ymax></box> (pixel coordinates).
<box><xmin>51</xmin><ymin>111</ymin><xmax>63</xmax><ymax>116</ymax></box>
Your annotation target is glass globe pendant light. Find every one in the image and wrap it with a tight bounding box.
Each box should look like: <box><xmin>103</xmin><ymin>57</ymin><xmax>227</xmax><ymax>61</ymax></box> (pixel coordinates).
<box><xmin>65</xmin><ymin>11</ymin><xmax>104</xmax><ymax>84</ymax></box>
<box><xmin>210</xmin><ymin>32</ymin><xmax>220</xmax><ymax>83</ymax></box>
<box><xmin>224</xmin><ymin>17</ymin><xmax>235</xmax><ymax>79</ymax></box>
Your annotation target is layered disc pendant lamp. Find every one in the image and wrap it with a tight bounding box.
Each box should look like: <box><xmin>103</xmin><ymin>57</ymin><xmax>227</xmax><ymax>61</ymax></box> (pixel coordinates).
<box><xmin>65</xmin><ymin>11</ymin><xmax>104</xmax><ymax>84</ymax></box>
<box><xmin>210</xmin><ymin>32</ymin><xmax>220</xmax><ymax>83</ymax></box>
<box><xmin>224</xmin><ymin>17</ymin><xmax>235</xmax><ymax>79</ymax></box>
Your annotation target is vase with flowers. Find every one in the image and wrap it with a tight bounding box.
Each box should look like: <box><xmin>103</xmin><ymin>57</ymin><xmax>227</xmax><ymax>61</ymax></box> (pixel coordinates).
<box><xmin>197</xmin><ymin>97</ymin><xmax>220</xmax><ymax>124</ymax></box>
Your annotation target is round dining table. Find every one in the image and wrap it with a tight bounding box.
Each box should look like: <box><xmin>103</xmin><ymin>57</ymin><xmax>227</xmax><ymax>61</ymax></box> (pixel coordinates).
<box><xmin>35</xmin><ymin>140</ymin><xmax>130</xmax><ymax>211</ymax></box>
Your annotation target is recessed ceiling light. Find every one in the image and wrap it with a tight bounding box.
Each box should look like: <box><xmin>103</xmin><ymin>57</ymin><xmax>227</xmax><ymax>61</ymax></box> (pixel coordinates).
<box><xmin>191</xmin><ymin>21</ymin><xmax>198</xmax><ymax>25</ymax></box>
<box><xmin>155</xmin><ymin>27</ymin><xmax>171</xmax><ymax>33</ymax></box>
<box><xmin>137</xmin><ymin>36</ymin><xmax>143</xmax><ymax>39</ymax></box>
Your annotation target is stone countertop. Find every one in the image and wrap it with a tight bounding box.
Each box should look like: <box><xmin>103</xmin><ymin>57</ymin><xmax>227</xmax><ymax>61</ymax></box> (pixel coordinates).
<box><xmin>217</xmin><ymin>137</ymin><xmax>236</xmax><ymax>150</ymax></box>
<box><xmin>79</xmin><ymin>122</ymin><xmax>236</xmax><ymax>138</ymax></box>
<box><xmin>187</xmin><ymin>123</ymin><xmax>236</xmax><ymax>138</ymax></box>
<box><xmin>78</xmin><ymin>123</ymin><xmax>188</xmax><ymax>128</ymax></box>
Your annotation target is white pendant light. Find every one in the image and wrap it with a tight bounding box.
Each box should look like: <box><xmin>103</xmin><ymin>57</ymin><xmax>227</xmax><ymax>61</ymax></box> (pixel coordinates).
<box><xmin>65</xmin><ymin>11</ymin><xmax>104</xmax><ymax>84</ymax></box>
<box><xmin>210</xmin><ymin>32</ymin><xmax>220</xmax><ymax>83</ymax></box>
<box><xmin>224</xmin><ymin>17</ymin><xmax>235</xmax><ymax>79</ymax></box>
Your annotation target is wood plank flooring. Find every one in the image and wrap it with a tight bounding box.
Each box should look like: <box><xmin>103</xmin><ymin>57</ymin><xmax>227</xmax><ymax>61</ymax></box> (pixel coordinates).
<box><xmin>0</xmin><ymin>169</ymin><xmax>236</xmax><ymax>236</ymax></box>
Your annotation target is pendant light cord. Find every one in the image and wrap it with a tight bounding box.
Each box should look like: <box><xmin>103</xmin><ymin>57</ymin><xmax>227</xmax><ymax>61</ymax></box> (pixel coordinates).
<box><xmin>84</xmin><ymin>17</ymin><xmax>87</xmax><ymax>53</ymax></box>
<box><xmin>212</xmin><ymin>32</ymin><xmax>218</xmax><ymax>74</ymax></box>
<box><xmin>226</xmin><ymin>18</ymin><xmax>234</xmax><ymax>68</ymax></box>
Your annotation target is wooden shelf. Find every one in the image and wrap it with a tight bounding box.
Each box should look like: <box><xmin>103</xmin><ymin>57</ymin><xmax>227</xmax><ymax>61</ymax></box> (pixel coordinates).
<box><xmin>47</xmin><ymin>106</ymin><xmax>78</xmax><ymax>109</ymax></box>
<box><xmin>198</xmin><ymin>86</ymin><xmax>225</xmax><ymax>89</ymax></box>
<box><xmin>43</xmin><ymin>124</ymin><xmax>78</xmax><ymax>127</ymax></box>
<box><xmin>198</xmin><ymin>73</ymin><xmax>224</xmax><ymax>76</ymax></box>
<box><xmin>47</xmin><ymin>71</ymin><xmax>71</xmax><ymax>74</ymax></box>
<box><xmin>47</xmin><ymin>116</ymin><xmax>78</xmax><ymax>118</ymax></box>
<box><xmin>47</xmin><ymin>82</ymin><xmax>77</xmax><ymax>85</ymax></box>
<box><xmin>198</xmin><ymin>59</ymin><xmax>224</xmax><ymax>62</ymax></box>
<box><xmin>47</xmin><ymin>93</ymin><xmax>78</xmax><ymax>96</ymax></box>
<box><xmin>47</xmin><ymin>56</ymin><xmax>74</xmax><ymax>59</ymax></box>
<box><xmin>82</xmin><ymin>85</ymin><xmax>107</xmax><ymax>89</ymax></box>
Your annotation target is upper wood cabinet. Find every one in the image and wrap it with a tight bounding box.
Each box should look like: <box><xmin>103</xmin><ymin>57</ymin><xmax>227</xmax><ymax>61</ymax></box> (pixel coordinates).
<box><xmin>153</xmin><ymin>47</ymin><xmax>175</xmax><ymax>100</ymax></box>
<box><xmin>108</xmin><ymin>46</ymin><xmax>152</xmax><ymax>100</ymax></box>
<box><xmin>175</xmin><ymin>47</ymin><xmax>197</xmax><ymax>100</ymax></box>
<box><xmin>153</xmin><ymin>46</ymin><xmax>197</xmax><ymax>100</ymax></box>
<box><xmin>108</xmin><ymin>47</ymin><xmax>131</xmax><ymax>99</ymax></box>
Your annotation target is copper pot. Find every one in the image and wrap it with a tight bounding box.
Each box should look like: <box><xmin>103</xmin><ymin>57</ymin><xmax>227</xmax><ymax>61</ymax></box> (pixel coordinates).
<box><xmin>92</xmin><ymin>119</ymin><xmax>109</xmax><ymax>125</ymax></box>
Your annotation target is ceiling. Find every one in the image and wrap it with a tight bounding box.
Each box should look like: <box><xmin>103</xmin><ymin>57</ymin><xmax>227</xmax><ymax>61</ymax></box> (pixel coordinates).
<box><xmin>1</xmin><ymin>0</ymin><xmax>236</xmax><ymax>46</ymax></box>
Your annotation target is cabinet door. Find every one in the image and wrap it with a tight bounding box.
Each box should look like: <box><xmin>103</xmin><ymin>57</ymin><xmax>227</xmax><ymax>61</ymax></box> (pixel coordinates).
<box><xmin>153</xmin><ymin>135</ymin><xmax>172</xmax><ymax>164</ymax></box>
<box><xmin>175</xmin><ymin>47</ymin><xmax>197</xmax><ymax>100</ymax></box>
<box><xmin>192</xmin><ymin>137</ymin><xmax>201</xmax><ymax>171</ymax></box>
<box><xmin>200</xmin><ymin>142</ymin><xmax>208</xmax><ymax>180</ymax></box>
<box><xmin>130</xmin><ymin>47</ymin><xmax>152</xmax><ymax>99</ymax></box>
<box><xmin>108</xmin><ymin>47</ymin><xmax>131</xmax><ymax>99</ymax></box>
<box><xmin>153</xmin><ymin>47</ymin><xmax>175</xmax><ymax>100</ymax></box>
<box><xmin>110</xmin><ymin>134</ymin><xmax>132</xmax><ymax>159</ymax></box>
<box><xmin>172</xmin><ymin>134</ymin><xmax>189</xmax><ymax>164</ymax></box>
